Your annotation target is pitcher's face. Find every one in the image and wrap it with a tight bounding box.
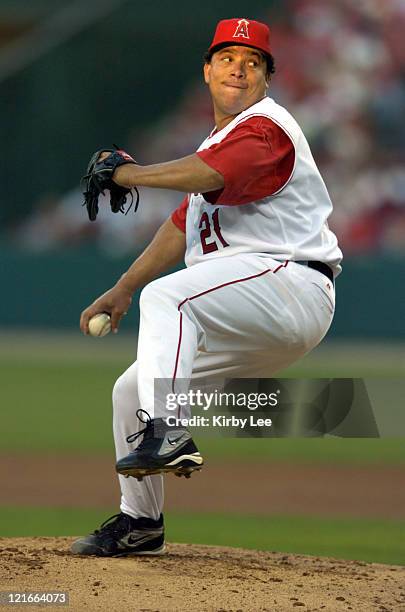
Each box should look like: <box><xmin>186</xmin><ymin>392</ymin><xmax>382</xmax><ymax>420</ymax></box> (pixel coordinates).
<box><xmin>204</xmin><ymin>46</ymin><xmax>268</xmax><ymax>120</ymax></box>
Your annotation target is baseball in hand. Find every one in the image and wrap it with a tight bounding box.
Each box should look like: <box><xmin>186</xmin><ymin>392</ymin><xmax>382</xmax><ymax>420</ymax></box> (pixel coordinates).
<box><xmin>88</xmin><ymin>313</ymin><xmax>111</xmax><ymax>337</ymax></box>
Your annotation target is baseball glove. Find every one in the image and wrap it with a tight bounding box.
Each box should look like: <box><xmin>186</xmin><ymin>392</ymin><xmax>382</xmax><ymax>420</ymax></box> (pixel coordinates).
<box><xmin>81</xmin><ymin>146</ymin><xmax>140</xmax><ymax>221</ymax></box>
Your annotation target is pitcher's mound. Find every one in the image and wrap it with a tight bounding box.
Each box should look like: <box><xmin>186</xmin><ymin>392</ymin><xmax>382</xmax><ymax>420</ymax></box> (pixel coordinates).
<box><xmin>1</xmin><ymin>537</ymin><xmax>404</xmax><ymax>611</ymax></box>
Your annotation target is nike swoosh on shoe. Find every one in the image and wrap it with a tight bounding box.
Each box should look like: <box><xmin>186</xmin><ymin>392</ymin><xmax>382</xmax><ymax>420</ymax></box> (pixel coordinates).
<box><xmin>168</xmin><ymin>434</ymin><xmax>185</xmax><ymax>445</ymax></box>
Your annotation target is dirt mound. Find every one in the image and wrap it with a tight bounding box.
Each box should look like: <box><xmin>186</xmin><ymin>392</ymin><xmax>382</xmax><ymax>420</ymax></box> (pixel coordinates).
<box><xmin>1</xmin><ymin>538</ymin><xmax>404</xmax><ymax>611</ymax></box>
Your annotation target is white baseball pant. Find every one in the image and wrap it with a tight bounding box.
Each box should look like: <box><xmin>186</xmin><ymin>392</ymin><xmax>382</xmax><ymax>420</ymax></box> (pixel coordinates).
<box><xmin>112</xmin><ymin>254</ymin><xmax>335</xmax><ymax>519</ymax></box>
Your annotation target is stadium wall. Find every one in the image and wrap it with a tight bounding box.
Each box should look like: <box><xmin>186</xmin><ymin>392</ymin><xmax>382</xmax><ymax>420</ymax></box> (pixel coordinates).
<box><xmin>2</xmin><ymin>248</ymin><xmax>403</xmax><ymax>339</ymax></box>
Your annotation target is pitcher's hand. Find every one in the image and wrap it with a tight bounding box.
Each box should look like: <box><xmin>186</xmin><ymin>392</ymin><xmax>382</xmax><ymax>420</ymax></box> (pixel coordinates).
<box><xmin>80</xmin><ymin>285</ymin><xmax>133</xmax><ymax>335</ymax></box>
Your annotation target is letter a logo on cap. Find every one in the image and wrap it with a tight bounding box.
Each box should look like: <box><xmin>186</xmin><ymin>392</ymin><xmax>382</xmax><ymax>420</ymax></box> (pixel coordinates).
<box><xmin>233</xmin><ymin>18</ymin><xmax>250</xmax><ymax>40</ymax></box>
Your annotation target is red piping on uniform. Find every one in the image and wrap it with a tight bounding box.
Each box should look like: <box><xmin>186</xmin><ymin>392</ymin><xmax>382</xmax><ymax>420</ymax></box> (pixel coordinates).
<box><xmin>273</xmin><ymin>262</ymin><xmax>288</xmax><ymax>274</ymax></box>
<box><xmin>171</xmin><ymin>260</ymin><xmax>289</xmax><ymax>399</ymax></box>
<box><xmin>172</xmin><ymin>311</ymin><xmax>183</xmax><ymax>394</ymax></box>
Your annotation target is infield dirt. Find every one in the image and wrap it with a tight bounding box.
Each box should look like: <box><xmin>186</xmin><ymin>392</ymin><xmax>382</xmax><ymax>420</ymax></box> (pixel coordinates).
<box><xmin>2</xmin><ymin>456</ymin><xmax>405</xmax><ymax>610</ymax></box>
<box><xmin>2</xmin><ymin>455</ymin><xmax>405</xmax><ymax>518</ymax></box>
<box><xmin>1</xmin><ymin>537</ymin><xmax>405</xmax><ymax>611</ymax></box>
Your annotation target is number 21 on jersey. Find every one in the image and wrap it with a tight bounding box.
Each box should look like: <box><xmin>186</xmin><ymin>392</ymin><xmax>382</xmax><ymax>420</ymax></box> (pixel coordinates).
<box><xmin>199</xmin><ymin>208</ymin><xmax>229</xmax><ymax>254</ymax></box>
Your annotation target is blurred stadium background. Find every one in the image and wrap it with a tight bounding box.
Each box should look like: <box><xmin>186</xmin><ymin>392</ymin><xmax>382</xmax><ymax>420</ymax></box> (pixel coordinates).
<box><xmin>0</xmin><ymin>0</ymin><xmax>405</xmax><ymax>337</ymax></box>
<box><xmin>0</xmin><ymin>0</ymin><xmax>404</xmax><ymax>563</ymax></box>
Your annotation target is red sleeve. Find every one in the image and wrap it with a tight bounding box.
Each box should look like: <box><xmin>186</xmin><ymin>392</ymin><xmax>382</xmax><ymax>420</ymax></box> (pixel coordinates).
<box><xmin>171</xmin><ymin>194</ymin><xmax>189</xmax><ymax>233</ymax></box>
<box><xmin>197</xmin><ymin>116</ymin><xmax>295</xmax><ymax>205</ymax></box>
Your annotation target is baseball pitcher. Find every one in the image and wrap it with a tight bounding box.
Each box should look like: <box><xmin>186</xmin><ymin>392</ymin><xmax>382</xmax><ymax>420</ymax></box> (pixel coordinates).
<box><xmin>71</xmin><ymin>18</ymin><xmax>342</xmax><ymax>557</ymax></box>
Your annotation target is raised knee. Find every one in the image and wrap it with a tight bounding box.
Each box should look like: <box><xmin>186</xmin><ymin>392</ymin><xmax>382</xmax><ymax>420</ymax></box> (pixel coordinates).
<box><xmin>112</xmin><ymin>368</ymin><xmax>138</xmax><ymax>415</ymax></box>
<box><xmin>139</xmin><ymin>278</ymin><xmax>177</xmax><ymax>312</ymax></box>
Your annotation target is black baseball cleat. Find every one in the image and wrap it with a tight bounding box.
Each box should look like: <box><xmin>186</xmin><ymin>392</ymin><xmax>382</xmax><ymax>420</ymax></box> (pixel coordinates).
<box><xmin>115</xmin><ymin>410</ymin><xmax>204</xmax><ymax>480</ymax></box>
<box><xmin>70</xmin><ymin>512</ymin><xmax>165</xmax><ymax>557</ymax></box>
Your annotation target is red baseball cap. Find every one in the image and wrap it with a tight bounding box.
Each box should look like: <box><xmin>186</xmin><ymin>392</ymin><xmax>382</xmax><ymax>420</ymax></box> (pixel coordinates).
<box><xmin>209</xmin><ymin>18</ymin><xmax>271</xmax><ymax>57</ymax></box>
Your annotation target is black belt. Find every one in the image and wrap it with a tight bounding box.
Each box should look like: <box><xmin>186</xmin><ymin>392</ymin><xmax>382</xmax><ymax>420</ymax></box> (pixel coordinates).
<box><xmin>296</xmin><ymin>260</ymin><xmax>334</xmax><ymax>284</ymax></box>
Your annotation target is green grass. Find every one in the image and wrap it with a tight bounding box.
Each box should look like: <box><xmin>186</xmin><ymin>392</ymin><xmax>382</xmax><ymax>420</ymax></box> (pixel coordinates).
<box><xmin>1</xmin><ymin>333</ymin><xmax>405</xmax><ymax>462</ymax></box>
<box><xmin>169</xmin><ymin>513</ymin><xmax>405</xmax><ymax>566</ymax></box>
<box><xmin>2</xmin><ymin>356</ymin><xmax>405</xmax><ymax>462</ymax></box>
<box><xmin>0</xmin><ymin>507</ymin><xmax>404</xmax><ymax>566</ymax></box>
<box><xmin>1</xmin><ymin>360</ymin><xmax>120</xmax><ymax>452</ymax></box>
<box><xmin>2</xmin><ymin>331</ymin><xmax>404</xmax><ymax>376</ymax></box>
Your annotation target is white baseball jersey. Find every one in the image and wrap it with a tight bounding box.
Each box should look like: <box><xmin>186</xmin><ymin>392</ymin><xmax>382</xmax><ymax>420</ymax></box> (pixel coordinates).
<box><xmin>175</xmin><ymin>96</ymin><xmax>342</xmax><ymax>276</ymax></box>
